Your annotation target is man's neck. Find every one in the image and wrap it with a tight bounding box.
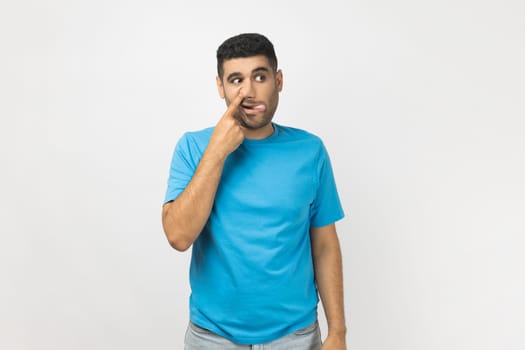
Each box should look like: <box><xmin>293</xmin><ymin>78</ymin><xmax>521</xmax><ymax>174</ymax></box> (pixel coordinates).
<box><xmin>243</xmin><ymin>123</ymin><xmax>274</xmax><ymax>140</ymax></box>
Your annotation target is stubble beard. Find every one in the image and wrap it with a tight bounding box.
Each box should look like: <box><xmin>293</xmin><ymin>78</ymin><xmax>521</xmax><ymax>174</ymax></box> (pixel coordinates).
<box><xmin>232</xmin><ymin>95</ymin><xmax>279</xmax><ymax>130</ymax></box>
<box><xmin>234</xmin><ymin>110</ymin><xmax>273</xmax><ymax>130</ymax></box>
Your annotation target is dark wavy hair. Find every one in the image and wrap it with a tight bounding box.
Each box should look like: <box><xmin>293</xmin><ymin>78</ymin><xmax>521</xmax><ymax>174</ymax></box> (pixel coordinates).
<box><xmin>216</xmin><ymin>33</ymin><xmax>278</xmax><ymax>79</ymax></box>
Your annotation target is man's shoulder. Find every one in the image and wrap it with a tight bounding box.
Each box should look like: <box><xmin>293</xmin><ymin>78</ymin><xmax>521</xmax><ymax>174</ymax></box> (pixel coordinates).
<box><xmin>182</xmin><ymin>126</ymin><xmax>214</xmax><ymax>139</ymax></box>
<box><xmin>178</xmin><ymin>126</ymin><xmax>214</xmax><ymax>145</ymax></box>
<box><xmin>275</xmin><ymin>124</ymin><xmax>323</xmax><ymax>145</ymax></box>
<box><xmin>174</xmin><ymin>127</ymin><xmax>214</xmax><ymax>155</ymax></box>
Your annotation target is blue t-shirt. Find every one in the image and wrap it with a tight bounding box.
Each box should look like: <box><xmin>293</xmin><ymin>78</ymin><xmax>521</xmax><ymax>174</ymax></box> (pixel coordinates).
<box><xmin>164</xmin><ymin>123</ymin><xmax>344</xmax><ymax>344</ymax></box>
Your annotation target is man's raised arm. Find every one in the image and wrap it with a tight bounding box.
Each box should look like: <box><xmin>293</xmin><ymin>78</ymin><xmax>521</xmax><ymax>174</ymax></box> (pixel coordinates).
<box><xmin>162</xmin><ymin>90</ymin><xmax>245</xmax><ymax>251</ymax></box>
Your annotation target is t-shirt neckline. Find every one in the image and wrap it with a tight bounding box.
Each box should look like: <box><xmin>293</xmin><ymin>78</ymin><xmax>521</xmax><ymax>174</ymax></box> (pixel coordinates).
<box><xmin>242</xmin><ymin>123</ymin><xmax>280</xmax><ymax>145</ymax></box>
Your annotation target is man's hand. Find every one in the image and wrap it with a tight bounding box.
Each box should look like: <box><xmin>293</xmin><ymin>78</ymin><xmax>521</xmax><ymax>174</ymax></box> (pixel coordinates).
<box><xmin>322</xmin><ymin>334</ymin><xmax>347</xmax><ymax>349</ymax></box>
<box><xmin>208</xmin><ymin>89</ymin><xmax>246</xmax><ymax>160</ymax></box>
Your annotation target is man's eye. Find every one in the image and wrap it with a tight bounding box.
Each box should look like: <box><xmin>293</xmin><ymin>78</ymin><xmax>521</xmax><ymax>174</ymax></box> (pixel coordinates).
<box><xmin>231</xmin><ymin>78</ymin><xmax>242</xmax><ymax>84</ymax></box>
<box><xmin>254</xmin><ymin>75</ymin><xmax>266</xmax><ymax>82</ymax></box>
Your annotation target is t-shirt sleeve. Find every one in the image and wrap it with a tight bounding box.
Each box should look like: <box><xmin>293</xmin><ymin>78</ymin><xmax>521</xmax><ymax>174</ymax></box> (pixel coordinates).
<box><xmin>310</xmin><ymin>141</ymin><xmax>345</xmax><ymax>227</ymax></box>
<box><xmin>163</xmin><ymin>133</ymin><xmax>199</xmax><ymax>204</ymax></box>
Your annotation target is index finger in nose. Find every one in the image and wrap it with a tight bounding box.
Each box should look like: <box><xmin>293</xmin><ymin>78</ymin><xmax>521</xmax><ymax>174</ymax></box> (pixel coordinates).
<box><xmin>225</xmin><ymin>89</ymin><xmax>246</xmax><ymax>115</ymax></box>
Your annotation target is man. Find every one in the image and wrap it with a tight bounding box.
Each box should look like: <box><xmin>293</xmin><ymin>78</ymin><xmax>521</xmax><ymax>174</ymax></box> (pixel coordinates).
<box><xmin>162</xmin><ymin>33</ymin><xmax>346</xmax><ymax>349</ymax></box>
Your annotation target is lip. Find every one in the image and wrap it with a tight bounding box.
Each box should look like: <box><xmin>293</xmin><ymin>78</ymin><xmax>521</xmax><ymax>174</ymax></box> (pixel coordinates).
<box><xmin>241</xmin><ymin>100</ymin><xmax>267</xmax><ymax>114</ymax></box>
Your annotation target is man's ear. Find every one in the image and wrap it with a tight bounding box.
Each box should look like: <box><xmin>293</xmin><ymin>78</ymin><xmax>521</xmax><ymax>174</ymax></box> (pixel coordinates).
<box><xmin>276</xmin><ymin>69</ymin><xmax>283</xmax><ymax>92</ymax></box>
<box><xmin>216</xmin><ymin>76</ymin><xmax>225</xmax><ymax>99</ymax></box>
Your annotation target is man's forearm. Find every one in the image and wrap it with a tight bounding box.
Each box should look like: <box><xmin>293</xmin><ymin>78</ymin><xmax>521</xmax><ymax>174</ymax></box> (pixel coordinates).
<box><xmin>317</xmin><ymin>246</ymin><xmax>346</xmax><ymax>335</ymax></box>
<box><xmin>311</xmin><ymin>225</ymin><xmax>347</xmax><ymax>346</ymax></box>
<box><xmin>162</xmin><ymin>150</ymin><xmax>226</xmax><ymax>251</ymax></box>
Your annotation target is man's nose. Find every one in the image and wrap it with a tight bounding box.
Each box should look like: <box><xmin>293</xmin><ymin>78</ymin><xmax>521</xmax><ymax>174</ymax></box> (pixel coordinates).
<box><xmin>241</xmin><ymin>80</ymin><xmax>255</xmax><ymax>97</ymax></box>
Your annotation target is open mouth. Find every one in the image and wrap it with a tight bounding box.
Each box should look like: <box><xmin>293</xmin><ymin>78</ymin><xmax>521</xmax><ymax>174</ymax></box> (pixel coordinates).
<box><xmin>241</xmin><ymin>100</ymin><xmax>267</xmax><ymax>114</ymax></box>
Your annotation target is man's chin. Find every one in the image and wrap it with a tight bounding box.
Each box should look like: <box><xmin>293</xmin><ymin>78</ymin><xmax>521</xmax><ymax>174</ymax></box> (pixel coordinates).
<box><xmin>242</xmin><ymin>119</ymin><xmax>273</xmax><ymax>130</ymax></box>
<box><xmin>235</xmin><ymin>113</ymin><xmax>272</xmax><ymax>130</ymax></box>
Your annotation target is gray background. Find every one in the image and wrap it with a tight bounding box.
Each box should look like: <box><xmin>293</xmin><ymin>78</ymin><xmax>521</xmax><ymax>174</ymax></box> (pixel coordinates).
<box><xmin>1</xmin><ymin>0</ymin><xmax>524</xmax><ymax>349</ymax></box>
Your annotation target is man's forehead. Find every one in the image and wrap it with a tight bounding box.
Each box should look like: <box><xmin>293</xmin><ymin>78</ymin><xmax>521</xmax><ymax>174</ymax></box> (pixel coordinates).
<box><xmin>222</xmin><ymin>55</ymin><xmax>272</xmax><ymax>75</ymax></box>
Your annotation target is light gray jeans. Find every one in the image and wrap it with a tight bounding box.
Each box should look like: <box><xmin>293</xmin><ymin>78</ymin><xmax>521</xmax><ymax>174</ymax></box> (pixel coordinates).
<box><xmin>184</xmin><ymin>320</ymin><xmax>322</xmax><ymax>350</ymax></box>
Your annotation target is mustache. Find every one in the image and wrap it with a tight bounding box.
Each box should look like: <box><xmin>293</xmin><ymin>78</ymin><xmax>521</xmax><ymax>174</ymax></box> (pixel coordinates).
<box><xmin>241</xmin><ymin>98</ymin><xmax>264</xmax><ymax>105</ymax></box>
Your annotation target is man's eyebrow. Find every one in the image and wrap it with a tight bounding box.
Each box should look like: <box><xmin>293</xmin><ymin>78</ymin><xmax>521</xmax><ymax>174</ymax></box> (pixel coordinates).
<box><xmin>226</xmin><ymin>72</ymin><xmax>242</xmax><ymax>81</ymax></box>
<box><xmin>225</xmin><ymin>67</ymin><xmax>271</xmax><ymax>81</ymax></box>
<box><xmin>252</xmin><ymin>66</ymin><xmax>270</xmax><ymax>74</ymax></box>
